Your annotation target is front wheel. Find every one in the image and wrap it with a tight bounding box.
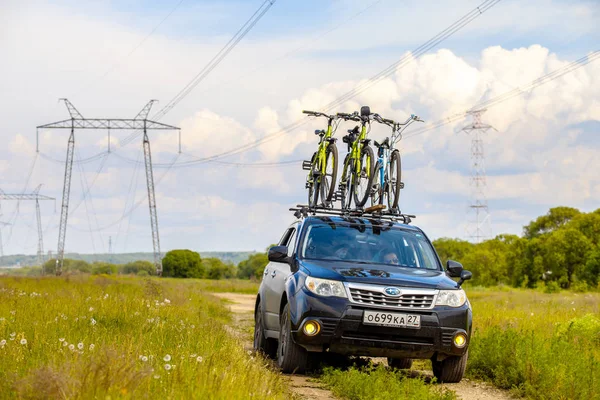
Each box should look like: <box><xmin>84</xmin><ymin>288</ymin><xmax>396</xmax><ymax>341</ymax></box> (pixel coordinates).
<box><xmin>432</xmin><ymin>351</ymin><xmax>468</xmax><ymax>383</ymax></box>
<box><xmin>387</xmin><ymin>357</ymin><xmax>413</xmax><ymax>370</ymax></box>
<box><xmin>320</xmin><ymin>143</ymin><xmax>338</xmax><ymax>206</ymax></box>
<box><xmin>354</xmin><ymin>145</ymin><xmax>375</xmax><ymax>207</ymax></box>
<box><xmin>387</xmin><ymin>150</ymin><xmax>402</xmax><ymax>211</ymax></box>
<box><xmin>277</xmin><ymin>304</ymin><xmax>309</xmax><ymax>373</ymax></box>
<box><xmin>340</xmin><ymin>154</ymin><xmax>354</xmax><ymax>210</ymax></box>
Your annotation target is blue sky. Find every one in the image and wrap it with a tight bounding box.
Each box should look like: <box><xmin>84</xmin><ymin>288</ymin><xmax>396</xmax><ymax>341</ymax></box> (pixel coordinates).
<box><xmin>0</xmin><ymin>0</ymin><xmax>599</xmax><ymax>256</ymax></box>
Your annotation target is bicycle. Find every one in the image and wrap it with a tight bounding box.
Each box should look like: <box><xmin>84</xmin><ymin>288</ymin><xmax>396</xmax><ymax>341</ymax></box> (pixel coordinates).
<box><xmin>337</xmin><ymin>106</ymin><xmax>376</xmax><ymax>210</ymax></box>
<box><xmin>371</xmin><ymin>114</ymin><xmax>423</xmax><ymax>212</ymax></box>
<box><xmin>301</xmin><ymin>110</ymin><xmax>340</xmax><ymax>208</ymax></box>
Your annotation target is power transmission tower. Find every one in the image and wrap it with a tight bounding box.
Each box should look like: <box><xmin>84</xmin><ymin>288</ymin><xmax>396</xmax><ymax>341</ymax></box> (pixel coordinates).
<box><xmin>461</xmin><ymin>109</ymin><xmax>495</xmax><ymax>243</ymax></box>
<box><xmin>108</xmin><ymin>236</ymin><xmax>112</xmax><ymax>255</ymax></box>
<box><xmin>37</xmin><ymin>99</ymin><xmax>180</xmax><ymax>276</ymax></box>
<box><xmin>0</xmin><ymin>185</ymin><xmax>55</xmax><ymax>266</ymax></box>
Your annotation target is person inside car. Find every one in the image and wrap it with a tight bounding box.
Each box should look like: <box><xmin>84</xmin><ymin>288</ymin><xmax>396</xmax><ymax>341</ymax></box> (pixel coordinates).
<box><xmin>380</xmin><ymin>249</ymin><xmax>400</xmax><ymax>265</ymax></box>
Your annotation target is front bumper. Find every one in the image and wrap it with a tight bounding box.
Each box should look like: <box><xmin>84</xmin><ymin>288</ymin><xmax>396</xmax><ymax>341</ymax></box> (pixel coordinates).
<box><xmin>290</xmin><ymin>288</ymin><xmax>472</xmax><ymax>360</ymax></box>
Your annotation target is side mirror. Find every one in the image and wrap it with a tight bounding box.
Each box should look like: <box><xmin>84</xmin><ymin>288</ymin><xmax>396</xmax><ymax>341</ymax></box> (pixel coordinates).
<box><xmin>446</xmin><ymin>260</ymin><xmax>464</xmax><ymax>277</ymax></box>
<box><xmin>360</xmin><ymin>105</ymin><xmax>371</xmax><ymax>117</ymax></box>
<box><xmin>268</xmin><ymin>246</ymin><xmax>291</xmax><ymax>264</ymax></box>
<box><xmin>457</xmin><ymin>270</ymin><xmax>472</xmax><ymax>287</ymax></box>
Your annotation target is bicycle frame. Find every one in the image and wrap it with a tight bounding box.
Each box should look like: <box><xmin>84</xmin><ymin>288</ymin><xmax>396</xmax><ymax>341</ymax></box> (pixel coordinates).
<box><xmin>341</xmin><ymin>119</ymin><xmax>370</xmax><ymax>186</ymax></box>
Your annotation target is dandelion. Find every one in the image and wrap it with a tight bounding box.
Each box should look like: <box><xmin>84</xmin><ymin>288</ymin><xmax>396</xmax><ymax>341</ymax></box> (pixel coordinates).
<box><xmin>247</xmin><ymin>350</ymin><xmax>252</xmax><ymax>356</ymax></box>
<box><xmin>89</xmin><ymin>344</ymin><xmax>95</xmax><ymax>351</ymax></box>
<box><xmin>10</xmin><ymin>332</ymin><xmax>15</xmax><ymax>337</ymax></box>
<box><xmin>153</xmin><ymin>375</ymin><xmax>161</xmax><ymax>379</ymax></box>
<box><xmin>62</xmin><ymin>341</ymin><xmax>68</xmax><ymax>347</ymax></box>
<box><xmin>0</xmin><ymin>317</ymin><xmax>5</xmax><ymax>322</ymax></box>
<box><xmin>20</xmin><ymin>338</ymin><xmax>27</xmax><ymax>345</ymax></box>
<box><xmin>190</xmin><ymin>325</ymin><xmax>195</xmax><ymax>329</ymax></box>
<box><xmin>196</xmin><ymin>356</ymin><xmax>203</xmax><ymax>363</ymax></box>
<box><xmin>77</xmin><ymin>343</ymin><xmax>84</xmax><ymax>350</ymax></box>
<box><xmin>10</xmin><ymin>310</ymin><xmax>16</xmax><ymax>315</ymax></box>
<box><xmin>103</xmin><ymin>294</ymin><xmax>109</xmax><ymax>299</ymax></box>
<box><xmin>163</xmin><ymin>354</ymin><xmax>171</xmax><ymax>362</ymax></box>
<box><xmin>0</xmin><ymin>339</ymin><xmax>6</xmax><ymax>347</ymax></box>
<box><xmin>59</xmin><ymin>338</ymin><xmax>65</xmax><ymax>342</ymax></box>
<box><xmin>89</xmin><ymin>307</ymin><xmax>94</xmax><ymax>312</ymax></box>
<box><xmin>190</xmin><ymin>353</ymin><xmax>197</xmax><ymax>358</ymax></box>
<box><xmin>90</xmin><ymin>318</ymin><xmax>97</xmax><ymax>326</ymax></box>
<box><xmin>164</xmin><ymin>299</ymin><xmax>171</xmax><ymax>304</ymax></box>
<box><xmin>141</xmin><ymin>356</ymin><xmax>148</xmax><ymax>362</ymax></box>
<box><xmin>164</xmin><ymin>364</ymin><xmax>172</xmax><ymax>371</ymax></box>
<box><xmin>68</xmin><ymin>344</ymin><xmax>75</xmax><ymax>351</ymax></box>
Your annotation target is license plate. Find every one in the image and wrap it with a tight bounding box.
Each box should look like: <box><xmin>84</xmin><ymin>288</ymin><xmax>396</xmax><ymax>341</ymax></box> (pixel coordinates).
<box><xmin>363</xmin><ymin>310</ymin><xmax>421</xmax><ymax>328</ymax></box>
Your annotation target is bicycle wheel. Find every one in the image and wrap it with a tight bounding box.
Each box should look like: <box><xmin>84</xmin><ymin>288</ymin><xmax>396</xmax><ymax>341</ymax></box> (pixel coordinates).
<box><xmin>307</xmin><ymin>152</ymin><xmax>320</xmax><ymax>208</ymax></box>
<box><xmin>370</xmin><ymin>161</ymin><xmax>384</xmax><ymax>207</ymax></box>
<box><xmin>354</xmin><ymin>145</ymin><xmax>375</xmax><ymax>207</ymax></box>
<box><xmin>387</xmin><ymin>150</ymin><xmax>402</xmax><ymax>211</ymax></box>
<box><xmin>340</xmin><ymin>154</ymin><xmax>353</xmax><ymax>210</ymax></box>
<box><xmin>319</xmin><ymin>143</ymin><xmax>338</xmax><ymax>206</ymax></box>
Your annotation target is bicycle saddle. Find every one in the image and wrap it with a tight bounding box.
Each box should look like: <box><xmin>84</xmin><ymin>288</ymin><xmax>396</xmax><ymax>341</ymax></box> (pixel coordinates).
<box><xmin>347</xmin><ymin>126</ymin><xmax>360</xmax><ymax>135</ymax></box>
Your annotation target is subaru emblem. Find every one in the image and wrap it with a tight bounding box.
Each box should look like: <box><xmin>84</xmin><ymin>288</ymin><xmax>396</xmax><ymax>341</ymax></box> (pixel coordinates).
<box><xmin>384</xmin><ymin>287</ymin><xmax>401</xmax><ymax>297</ymax></box>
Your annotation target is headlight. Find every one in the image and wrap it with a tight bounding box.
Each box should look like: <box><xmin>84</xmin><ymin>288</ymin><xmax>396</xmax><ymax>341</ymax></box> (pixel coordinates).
<box><xmin>436</xmin><ymin>289</ymin><xmax>467</xmax><ymax>307</ymax></box>
<box><xmin>305</xmin><ymin>277</ymin><xmax>347</xmax><ymax>298</ymax></box>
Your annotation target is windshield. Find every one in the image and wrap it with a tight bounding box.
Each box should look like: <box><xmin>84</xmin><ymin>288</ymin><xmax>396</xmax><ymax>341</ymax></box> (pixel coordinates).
<box><xmin>300</xmin><ymin>220</ymin><xmax>440</xmax><ymax>270</ymax></box>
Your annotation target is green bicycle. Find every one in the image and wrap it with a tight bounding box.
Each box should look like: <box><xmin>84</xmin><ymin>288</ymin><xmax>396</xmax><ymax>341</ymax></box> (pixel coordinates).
<box><xmin>337</xmin><ymin>106</ymin><xmax>376</xmax><ymax>210</ymax></box>
<box><xmin>301</xmin><ymin>110</ymin><xmax>340</xmax><ymax>208</ymax></box>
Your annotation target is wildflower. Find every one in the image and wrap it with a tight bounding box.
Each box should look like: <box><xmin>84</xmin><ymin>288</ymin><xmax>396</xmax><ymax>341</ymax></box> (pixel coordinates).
<box><xmin>164</xmin><ymin>299</ymin><xmax>171</xmax><ymax>304</ymax></box>
<box><xmin>190</xmin><ymin>325</ymin><xmax>195</xmax><ymax>329</ymax></box>
<box><xmin>89</xmin><ymin>344</ymin><xmax>95</xmax><ymax>351</ymax></box>
<box><xmin>77</xmin><ymin>343</ymin><xmax>84</xmax><ymax>350</ymax></box>
<box><xmin>196</xmin><ymin>356</ymin><xmax>203</xmax><ymax>363</ymax></box>
<box><xmin>190</xmin><ymin>353</ymin><xmax>197</xmax><ymax>358</ymax></box>
<box><xmin>164</xmin><ymin>364</ymin><xmax>172</xmax><ymax>371</ymax></box>
<box><xmin>247</xmin><ymin>350</ymin><xmax>252</xmax><ymax>356</ymax></box>
<box><xmin>163</xmin><ymin>354</ymin><xmax>171</xmax><ymax>362</ymax></box>
<box><xmin>59</xmin><ymin>338</ymin><xmax>65</xmax><ymax>342</ymax></box>
<box><xmin>90</xmin><ymin>318</ymin><xmax>97</xmax><ymax>326</ymax></box>
<box><xmin>10</xmin><ymin>310</ymin><xmax>16</xmax><ymax>315</ymax></box>
<box><xmin>103</xmin><ymin>294</ymin><xmax>109</xmax><ymax>299</ymax></box>
<box><xmin>10</xmin><ymin>332</ymin><xmax>16</xmax><ymax>337</ymax></box>
<box><xmin>62</xmin><ymin>341</ymin><xmax>68</xmax><ymax>347</ymax></box>
<box><xmin>141</xmin><ymin>356</ymin><xmax>148</xmax><ymax>362</ymax></box>
<box><xmin>89</xmin><ymin>307</ymin><xmax>94</xmax><ymax>312</ymax></box>
<box><xmin>0</xmin><ymin>317</ymin><xmax>5</xmax><ymax>322</ymax></box>
<box><xmin>153</xmin><ymin>375</ymin><xmax>160</xmax><ymax>379</ymax></box>
<box><xmin>68</xmin><ymin>344</ymin><xmax>75</xmax><ymax>351</ymax></box>
<box><xmin>0</xmin><ymin>339</ymin><xmax>6</xmax><ymax>347</ymax></box>
<box><xmin>20</xmin><ymin>339</ymin><xmax>27</xmax><ymax>345</ymax></box>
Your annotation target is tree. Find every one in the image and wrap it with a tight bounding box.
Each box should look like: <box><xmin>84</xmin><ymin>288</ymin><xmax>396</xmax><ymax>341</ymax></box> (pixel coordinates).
<box><xmin>431</xmin><ymin>238</ymin><xmax>474</xmax><ymax>265</ymax></box>
<box><xmin>542</xmin><ymin>228</ymin><xmax>593</xmax><ymax>288</ymax></box>
<box><xmin>581</xmin><ymin>247</ymin><xmax>600</xmax><ymax>287</ymax></box>
<box><xmin>237</xmin><ymin>253</ymin><xmax>268</xmax><ymax>279</ymax></box>
<box><xmin>162</xmin><ymin>249</ymin><xmax>204</xmax><ymax>278</ymax></box>
<box><xmin>202</xmin><ymin>257</ymin><xmax>236</xmax><ymax>279</ymax></box>
<box><xmin>524</xmin><ymin>207</ymin><xmax>581</xmax><ymax>239</ymax></box>
<box><xmin>121</xmin><ymin>260</ymin><xmax>156</xmax><ymax>275</ymax></box>
<box><xmin>91</xmin><ymin>262</ymin><xmax>117</xmax><ymax>275</ymax></box>
<box><xmin>566</xmin><ymin>213</ymin><xmax>600</xmax><ymax>246</ymax></box>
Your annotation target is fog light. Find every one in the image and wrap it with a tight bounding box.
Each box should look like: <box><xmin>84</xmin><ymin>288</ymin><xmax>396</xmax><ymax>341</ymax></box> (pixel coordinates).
<box><xmin>303</xmin><ymin>320</ymin><xmax>321</xmax><ymax>336</ymax></box>
<box><xmin>453</xmin><ymin>333</ymin><xmax>467</xmax><ymax>348</ymax></box>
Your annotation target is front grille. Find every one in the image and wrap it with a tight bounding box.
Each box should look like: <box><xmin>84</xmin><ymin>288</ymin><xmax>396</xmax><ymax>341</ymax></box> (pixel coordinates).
<box><xmin>341</xmin><ymin>332</ymin><xmax>434</xmax><ymax>345</ymax></box>
<box><xmin>349</xmin><ymin>288</ymin><xmax>435</xmax><ymax>309</ymax></box>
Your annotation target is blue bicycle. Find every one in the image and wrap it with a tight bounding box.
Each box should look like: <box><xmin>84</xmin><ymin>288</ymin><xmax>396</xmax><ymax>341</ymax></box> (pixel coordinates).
<box><xmin>371</xmin><ymin>114</ymin><xmax>423</xmax><ymax>212</ymax></box>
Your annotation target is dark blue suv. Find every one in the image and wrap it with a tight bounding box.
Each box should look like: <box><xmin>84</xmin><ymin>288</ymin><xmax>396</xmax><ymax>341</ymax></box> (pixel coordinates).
<box><xmin>253</xmin><ymin>215</ymin><xmax>473</xmax><ymax>383</ymax></box>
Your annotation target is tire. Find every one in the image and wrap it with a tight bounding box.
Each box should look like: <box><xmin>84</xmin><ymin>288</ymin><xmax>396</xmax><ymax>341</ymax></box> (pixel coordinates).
<box><xmin>340</xmin><ymin>154</ymin><xmax>354</xmax><ymax>210</ymax></box>
<box><xmin>319</xmin><ymin>143</ymin><xmax>338</xmax><ymax>206</ymax></box>
<box><xmin>370</xmin><ymin>161</ymin><xmax>384</xmax><ymax>207</ymax></box>
<box><xmin>387</xmin><ymin>357</ymin><xmax>413</xmax><ymax>370</ymax></box>
<box><xmin>253</xmin><ymin>300</ymin><xmax>277</xmax><ymax>359</ymax></box>
<box><xmin>277</xmin><ymin>304</ymin><xmax>309</xmax><ymax>373</ymax></box>
<box><xmin>432</xmin><ymin>351</ymin><xmax>468</xmax><ymax>383</ymax></box>
<box><xmin>307</xmin><ymin>152</ymin><xmax>320</xmax><ymax>208</ymax></box>
<box><xmin>387</xmin><ymin>150</ymin><xmax>402</xmax><ymax>211</ymax></box>
<box><xmin>353</xmin><ymin>145</ymin><xmax>375</xmax><ymax>207</ymax></box>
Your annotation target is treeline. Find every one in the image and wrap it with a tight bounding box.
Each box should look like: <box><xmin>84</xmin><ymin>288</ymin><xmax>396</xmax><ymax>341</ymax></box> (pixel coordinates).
<box><xmin>434</xmin><ymin>207</ymin><xmax>600</xmax><ymax>291</ymax></box>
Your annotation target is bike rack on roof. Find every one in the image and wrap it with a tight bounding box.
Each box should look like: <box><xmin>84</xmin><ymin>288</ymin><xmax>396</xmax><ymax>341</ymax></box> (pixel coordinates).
<box><xmin>290</xmin><ymin>204</ymin><xmax>415</xmax><ymax>225</ymax></box>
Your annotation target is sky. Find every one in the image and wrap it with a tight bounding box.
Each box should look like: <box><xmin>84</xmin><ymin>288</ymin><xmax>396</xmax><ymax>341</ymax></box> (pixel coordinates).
<box><xmin>0</xmin><ymin>0</ymin><xmax>599</xmax><ymax>256</ymax></box>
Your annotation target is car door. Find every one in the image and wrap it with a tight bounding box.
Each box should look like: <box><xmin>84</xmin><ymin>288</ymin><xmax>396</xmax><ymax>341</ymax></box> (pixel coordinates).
<box><xmin>263</xmin><ymin>225</ymin><xmax>297</xmax><ymax>330</ymax></box>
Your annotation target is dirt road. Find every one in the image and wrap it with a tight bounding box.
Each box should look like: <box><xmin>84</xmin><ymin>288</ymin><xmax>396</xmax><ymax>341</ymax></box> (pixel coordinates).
<box><xmin>214</xmin><ymin>293</ymin><xmax>512</xmax><ymax>400</ymax></box>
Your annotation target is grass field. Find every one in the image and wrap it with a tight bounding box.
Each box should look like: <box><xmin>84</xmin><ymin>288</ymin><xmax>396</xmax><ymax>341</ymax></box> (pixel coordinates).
<box><xmin>0</xmin><ymin>276</ymin><xmax>287</xmax><ymax>399</ymax></box>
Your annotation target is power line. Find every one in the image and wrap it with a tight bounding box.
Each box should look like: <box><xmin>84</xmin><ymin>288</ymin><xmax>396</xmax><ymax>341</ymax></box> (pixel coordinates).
<box><xmin>119</xmin><ymin>0</ymin><xmax>277</xmax><ymax>148</ymax></box>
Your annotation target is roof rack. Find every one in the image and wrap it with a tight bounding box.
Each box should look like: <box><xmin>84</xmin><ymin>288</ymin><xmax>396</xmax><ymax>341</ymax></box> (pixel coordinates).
<box><xmin>290</xmin><ymin>204</ymin><xmax>415</xmax><ymax>224</ymax></box>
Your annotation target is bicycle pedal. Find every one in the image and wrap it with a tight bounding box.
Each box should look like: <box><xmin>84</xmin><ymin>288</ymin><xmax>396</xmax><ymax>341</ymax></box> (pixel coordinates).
<box><xmin>400</xmin><ymin>182</ymin><xmax>405</xmax><ymax>189</ymax></box>
<box><xmin>302</xmin><ymin>160</ymin><xmax>312</xmax><ymax>171</ymax></box>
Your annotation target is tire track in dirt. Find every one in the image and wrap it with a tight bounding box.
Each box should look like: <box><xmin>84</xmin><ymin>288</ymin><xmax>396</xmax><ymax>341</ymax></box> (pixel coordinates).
<box><xmin>213</xmin><ymin>293</ymin><xmax>512</xmax><ymax>400</ymax></box>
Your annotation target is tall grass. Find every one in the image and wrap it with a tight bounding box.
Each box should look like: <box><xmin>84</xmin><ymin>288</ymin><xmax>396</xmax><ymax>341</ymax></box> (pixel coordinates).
<box><xmin>467</xmin><ymin>288</ymin><xmax>600</xmax><ymax>399</ymax></box>
<box><xmin>0</xmin><ymin>275</ymin><xmax>287</xmax><ymax>399</ymax></box>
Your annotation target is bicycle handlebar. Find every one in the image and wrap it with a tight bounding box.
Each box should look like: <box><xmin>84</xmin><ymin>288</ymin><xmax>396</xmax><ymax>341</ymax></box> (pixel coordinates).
<box><xmin>336</xmin><ymin>112</ymin><xmax>361</xmax><ymax>122</ymax></box>
<box><xmin>302</xmin><ymin>110</ymin><xmax>337</xmax><ymax>120</ymax></box>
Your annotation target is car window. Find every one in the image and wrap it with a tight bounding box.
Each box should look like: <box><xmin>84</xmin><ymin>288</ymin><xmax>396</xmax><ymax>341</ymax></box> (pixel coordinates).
<box><xmin>300</xmin><ymin>221</ymin><xmax>440</xmax><ymax>270</ymax></box>
<box><xmin>286</xmin><ymin>230</ymin><xmax>296</xmax><ymax>257</ymax></box>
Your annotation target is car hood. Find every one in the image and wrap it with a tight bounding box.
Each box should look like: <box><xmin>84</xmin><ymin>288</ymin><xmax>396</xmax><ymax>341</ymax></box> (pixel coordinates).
<box><xmin>299</xmin><ymin>259</ymin><xmax>458</xmax><ymax>290</ymax></box>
